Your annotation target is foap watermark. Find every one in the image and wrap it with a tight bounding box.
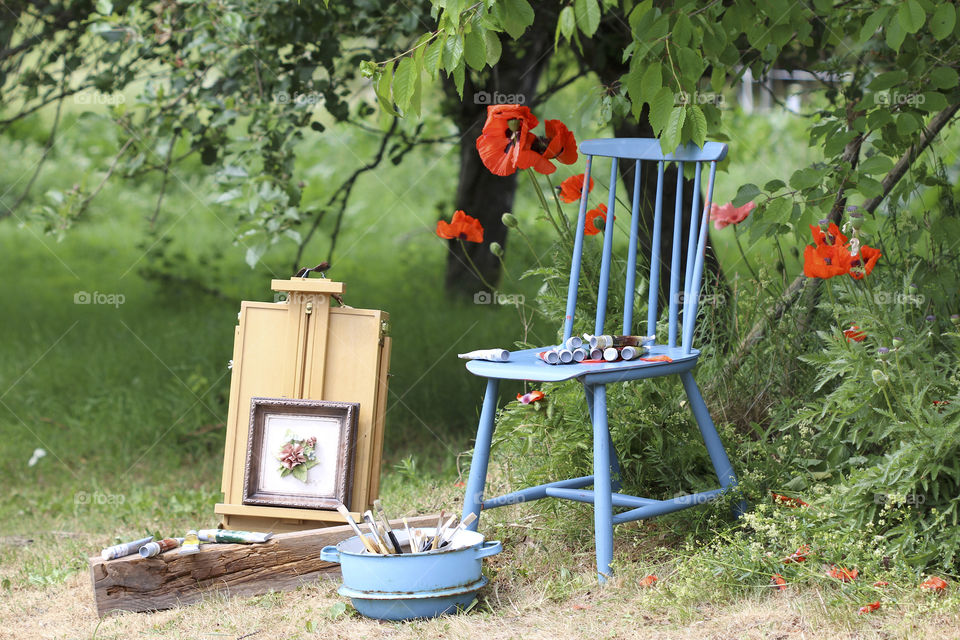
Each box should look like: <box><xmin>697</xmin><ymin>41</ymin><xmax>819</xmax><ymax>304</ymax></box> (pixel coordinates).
<box><xmin>873</xmin><ymin>291</ymin><xmax>924</xmax><ymax>307</ymax></box>
<box><xmin>75</xmin><ymin>491</ymin><xmax>126</xmax><ymax>506</ymax></box>
<box><xmin>672</xmin><ymin>291</ymin><xmax>727</xmax><ymax>306</ymax></box>
<box><xmin>273</xmin><ymin>90</ymin><xmax>322</xmax><ymax>105</ymax></box>
<box><xmin>671</xmin><ymin>490</ymin><xmax>719</xmax><ymax>506</ymax></box>
<box><xmin>74</xmin><ymin>291</ymin><xmax>125</xmax><ymax>307</ymax></box>
<box><xmin>675</xmin><ymin>91</ymin><xmax>725</xmax><ymax>106</ymax></box>
<box><xmin>875</xmin><ymin>91</ymin><xmax>925</xmax><ymax>107</ymax></box>
<box><xmin>273</xmin><ymin>291</ymin><xmax>327</xmax><ymax>305</ymax></box>
<box><xmin>874</xmin><ymin>492</ymin><xmax>925</xmax><ymax>505</ymax></box>
<box><xmin>473</xmin><ymin>290</ymin><xmax>525</xmax><ymax>307</ymax></box>
<box><xmin>473</xmin><ymin>90</ymin><xmax>526</xmax><ymax>106</ymax></box>
<box><xmin>73</xmin><ymin>92</ymin><xmax>126</xmax><ymax>106</ymax></box>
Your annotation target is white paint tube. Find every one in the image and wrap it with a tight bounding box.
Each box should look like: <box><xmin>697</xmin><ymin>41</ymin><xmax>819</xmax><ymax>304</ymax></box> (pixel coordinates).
<box><xmin>101</xmin><ymin>536</ymin><xmax>154</xmax><ymax>561</ymax></box>
<box><xmin>197</xmin><ymin>529</ymin><xmax>274</xmax><ymax>544</ymax></box>
<box><xmin>582</xmin><ymin>334</ymin><xmax>598</xmax><ymax>349</ymax></box>
<box><xmin>589</xmin><ymin>348</ymin><xmax>604</xmax><ymax>360</ymax></box>
<box><xmin>603</xmin><ymin>347</ymin><xmax>620</xmax><ymax>362</ymax></box>
<box><xmin>572</xmin><ymin>348</ymin><xmax>588</xmax><ymax>362</ymax></box>
<box><xmin>558</xmin><ymin>349</ymin><xmax>574</xmax><ymax>363</ymax></box>
<box><xmin>620</xmin><ymin>346</ymin><xmax>640</xmax><ymax>360</ymax></box>
<box><xmin>540</xmin><ymin>350</ymin><xmax>560</xmax><ymax>364</ymax></box>
<box><xmin>457</xmin><ymin>349</ymin><xmax>510</xmax><ymax>362</ymax></box>
<box><xmin>564</xmin><ymin>336</ymin><xmax>583</xmax><ymax>350</ymax></box>
<box><xmin>139</xmin><ymin>537</ymin><xmax>184</xmax><ymax>558</ymax></box>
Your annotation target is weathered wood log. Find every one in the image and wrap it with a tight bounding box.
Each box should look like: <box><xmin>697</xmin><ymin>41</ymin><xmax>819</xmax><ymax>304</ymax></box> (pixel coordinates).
<box><xmin>89</xmin><ymin>515</ymin><xmax>437</xmax><ymax>616</ymax></box>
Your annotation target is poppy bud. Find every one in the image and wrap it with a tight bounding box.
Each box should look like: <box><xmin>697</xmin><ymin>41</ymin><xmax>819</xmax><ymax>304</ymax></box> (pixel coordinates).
<box><xmin>871</xmin><ymin>369</ymin><xmax>889</xmax><ymax>385</ymax></box>
<box><xmin>502</xmin><ymin>213</ymin><xmax>519</xmax><ymax>228</ymax></box>
<box><xmin>849</xmin><ymin>210</ymin><xmax>864</xmax><ymax>230</ymax></box>
<box><xmin>507</xmin><ymin>119</ymin><xmax>521</xmax><ymax>132</ymax></box>
<box><xmin>877</xmin><ymin>347</ymin><xmax>889</xmax><ymax>358</ymax></box>
<box><xmin>818</xmin><ymin>219</ymin><xmax>830</xmax><ymax>230</ymax></box>
<box><xmin>926</xmin><ymin>314</ymin><xmax>936</xmax><ymax>322</ymax></box>
<box><xmin>489</xmin><ymin>242</ymin><xmax>504</xmax><ymax>257</ymax></box>
<box><xmin>891</xmin><ymin>336</ymin><xmax>904</xmax><ymax>348</ymax></box>
<box><xmin>951</xmin><ymin>314</ymin><xmax>960</xmax><ymax>325</ymax></box>
<box><xmin>593</xmin><ymin>217</ymin><xmax>606</xmax><ymax>232</ymax></box>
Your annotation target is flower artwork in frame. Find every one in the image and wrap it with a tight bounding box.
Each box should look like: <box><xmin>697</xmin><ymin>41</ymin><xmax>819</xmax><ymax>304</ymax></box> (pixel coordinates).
<box><xmin>242</xmin><ymin>397</ymin><xmax>359</xmax><ymax>510</ymax></box>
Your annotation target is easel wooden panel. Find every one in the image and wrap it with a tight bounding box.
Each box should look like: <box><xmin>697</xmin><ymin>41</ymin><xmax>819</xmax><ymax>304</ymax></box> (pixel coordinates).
<box><xmin>215</xmin><ymin>278</ymin><xmax>390</xmax><ymax>530</ymax></box>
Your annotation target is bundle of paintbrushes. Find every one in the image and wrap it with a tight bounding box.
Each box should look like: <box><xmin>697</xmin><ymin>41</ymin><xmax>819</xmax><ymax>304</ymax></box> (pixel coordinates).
<box><xmin>539</xmin><ymin>334</ymin><xmax>654</xmax><ymax>365</ymax></box>
<box><xmin>336</xmin><ymin>502</ymin><xmax>477</xmax><ymax>555</ymax></box>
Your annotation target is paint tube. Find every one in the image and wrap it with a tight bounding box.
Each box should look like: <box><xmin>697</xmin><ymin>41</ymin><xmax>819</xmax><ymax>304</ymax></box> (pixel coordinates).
<box><xmin>572</xmin><ymin>348</ymin><xmax>588</xmax><ymax>362</ymax></box>
<box><xmin>564</xmin><ymin>336</ymin><xmax>583</xmax><ymax>350</ymax></box>
<box><xmin>139</xmin><ymin>537</ymin><xmax>184</xmax><ymax>558</ymax></box>
<box><xmin>197</xmin><ymin>529</ymin><xmax>274</xmax><ymax>544</ymax></box>
<box><xmin>603</xmin><ymin>347</ymin><xmax>620</xmax><ymax>362</ymax></box>
<box><xmin>557</xmin><ymin>349</ymin><xmax>574</xmax><ymax>364</ymax></box>
<box><xmin>620</xmin><ymin>346</ymin><xmax>640</xmax><ymax>360</ymax></box>
<box><xmin>595</xmin><ymin>335</ymin><xmax>647</xmax><ymax>349</ymax></box>
<box><xmin>181</xmin><ymin>530</ymin><xmax>200</xmax><ymax>555</ymax></box>
<box><xmin>589</xmin><ymin>348</ymin><xmax>603</xmax><ymax>360</ymax></box>
<box><xmin>582</xmin><ymin>334</ymin><xmax>599</xmax><ymax>349</ymax></box>
<box><xmin>101</xmin><ymin>536</ymin><xmax>154</xmax><ymax>561</ymax></box>
<box><xmin>539</xmin><ymin>350</ymin><xmax>560</xmax><ymax>364</ymax></box>
<box><xmin>457</xmin><ymin>349</ymin><xmax>510</xmax><ymax>362</ymax></box>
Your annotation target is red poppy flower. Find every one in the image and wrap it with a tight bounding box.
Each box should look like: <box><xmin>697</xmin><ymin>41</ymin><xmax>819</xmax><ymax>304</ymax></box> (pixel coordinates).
<box><xmin>920</xmin><ymin>576</ymin><xmax>948</xmax><ymax>592</ymax></box>
<box><xmin>783</xmin><ymin>545</ymin><xmax>810</xmax><ymax>564</ymax></box>
<box><xmin>559</xmin><ymin>174</ymin><xmax>593</xmax><ymax>204</ymax></box>
<box><xmin>803</xmin><ymin>243</ymin><xmax>850</xmax><ymax>279</ymax></box>
<box><xmin>437</xmin><ymin>210</ymin><xmax>484</xmax><ymax>243</ymax></box>
<box><xmin>873</xmin><ymin>581</ymin><xmax>889</xmax><ymax>587</ymax></box>
<box><xmin>475</xmin><ymin>105</ymin><xmax>539</xmax><ymax>176</ymax></box>
<box><xmin>639</xmin><ymin>574</ymin><xmax>658</xmax><ymax>587</ymax></box>
<box><xmin>516</xmin><ymin>119</ymin><xmax>578</xmax><ymax>175</ymax></box>
<box><xmin>585</xmin><ymin>203</ymin><xmax>608</xmax><ymax>236</ymax></box>
<box><xmin>711</xmin><ymin>201</ymin><xmax>755</xmax><ymax>230</ymax></box>
<box><xmin>826</xmin><ymin>565</ymin><xmax>859</xmax><ymax>582</ymax></box>
<box><xmin>772</xmin><ymin>493</ymin><xmax>809</xmax><ymax>508</ymax></box>
<box><xmin>844</xmin><ymin>325</ymin><xmax>866</xmax><ymax>342</ymax></box>
<box><xmin>811</xmin><ymin>222</ymin><xmax>849</xmax><ymax>248</ymax></box>
<box><xmin>858</xmin><ymin>601</ymin><xmax>880</xmax><ymax>615</ymax></box>
<box><xmin>771</xmin><ymin>573</ymin><xmax>787</xmax><ymax>591</ymax></box>
<box><xmin>517</xmin><ymin>390</ymin><xmax>545</xmax><ymax>404</ymax></box>
<box><xmin>848</xmin><ymin>244</ymin><xmax>882</xmax><ymax>280</ymax></box>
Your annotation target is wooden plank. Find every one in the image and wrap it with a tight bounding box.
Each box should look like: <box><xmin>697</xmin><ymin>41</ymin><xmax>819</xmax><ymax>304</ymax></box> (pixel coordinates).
<box><xmin>368</xmin><ymin>334</ymin><xmax>391</xmax><ymax>501</ymax></box>
<box><xmin>214</xmin><ymin>502</ymin><xmax>362</xmax><ymax>523</ymax></box>
<box><xmin>271</xmin><ymin>278</ymin><xmax>345</xmax><ymax>294</ymax></box>
<box><xmin>90</xmin><ymin>515</ymin><xmax>437</xmax><ymax>616</ymax></box>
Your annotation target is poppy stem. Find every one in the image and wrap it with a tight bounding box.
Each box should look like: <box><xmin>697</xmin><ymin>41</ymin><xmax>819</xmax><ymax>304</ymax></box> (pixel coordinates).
<box><xmin>733</xmin><ymin>227</ymin><xmax>760</xmax><ymax>285</ymax></box>
<box><xmin>457</xmin><ymin>238</ymin><xmax>498</xmax><ymax>293</ymax></box>
<box><xmin>526</xmin><ymin>169</ymin><xmax>569</xmax><ymax>243</ymax></box>
<box><xmin>542</xmin><ymin>173</ymin><xmax>573</xmax><ymax>235</ymax></box>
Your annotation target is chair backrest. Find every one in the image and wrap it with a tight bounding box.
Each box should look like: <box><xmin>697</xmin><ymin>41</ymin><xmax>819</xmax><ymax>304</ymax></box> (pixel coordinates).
<box><xmin>562</xmin><ymin>139</ymin><xmax>727</xmax><ymax>355</ymax></box>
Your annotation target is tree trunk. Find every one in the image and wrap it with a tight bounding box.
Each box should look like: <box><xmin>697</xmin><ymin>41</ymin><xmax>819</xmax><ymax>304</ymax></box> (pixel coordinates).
<box><xmin>443</xmin><ymin>5</ymin><xmax>558</xmax><ymax>296</ymax></box>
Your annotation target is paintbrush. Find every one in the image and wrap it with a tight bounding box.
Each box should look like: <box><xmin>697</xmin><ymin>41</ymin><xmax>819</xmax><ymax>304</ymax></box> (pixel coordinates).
<box><xmin>336</xmin><ymin>503</ymin><xmax>378</xmax><ymax>554</ymax></box>
<box><xmin>363</xmin><ymin>511</ymin><xmax>391</xmax><ymax>554</ymax></box>
<box><xmin>373</xmin><ymin>500</ymin><xmax>403</xmax><ymax>554</ymax></box>
<box><xmin>435</xmin><ymin>512</ymin><xmax>458</xmax><ymax>545</ymax></box>
<box><xmin>431</xmin><ymin>510</ymin><xmax>445</xmax><ymax>550</ymax></box>
<box><xmin>402</xmin><ymin>517</ymin><xmax>414</xmax><ymax>554</ymax></box>
<box><xmin>440</xmin><ymin>512</ymin><xmax>477</xmax><ymax>548</ymax></box>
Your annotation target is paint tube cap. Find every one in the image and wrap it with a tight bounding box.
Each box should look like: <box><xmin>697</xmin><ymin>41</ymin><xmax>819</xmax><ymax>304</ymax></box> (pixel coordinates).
<box><xmin>603</xmin><ymin>347</ymin><xmax>619</xmax><ymax>362</ymax></box>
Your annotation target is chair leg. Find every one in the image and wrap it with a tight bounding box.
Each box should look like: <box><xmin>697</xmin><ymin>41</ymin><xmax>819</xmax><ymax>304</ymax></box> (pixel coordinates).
<box><xmin>590</xmin><ymin>383</ymin><xmax>614</xmax><ymax>583</ymax></box>
<box><xmin>463</xmin><ymin>378</ymin><xmax>499</xmax><ymax>531</ymax></box>
<box><xmin>584</xmin><ymin>382</ymin><xmax>621</xmax><ymax>492</ymax></box>
<box><xmin>679</xmin><ymin>371</ymin><xmax>746</xmax><ymax>517</ymax></box>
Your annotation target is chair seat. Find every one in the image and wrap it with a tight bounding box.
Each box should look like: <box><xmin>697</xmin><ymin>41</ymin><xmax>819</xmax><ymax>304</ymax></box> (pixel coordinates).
<box><xmin>464</xmin><ymin>344</ymin><xmax>700</xmax><ymax>383</ymax></box>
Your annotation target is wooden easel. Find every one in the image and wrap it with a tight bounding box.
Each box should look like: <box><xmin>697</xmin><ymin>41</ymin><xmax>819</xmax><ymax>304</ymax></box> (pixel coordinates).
<box><xmin>215</xmin><ymin>278</ymin><xmax>391</xmax><ymax>532</ymax></box>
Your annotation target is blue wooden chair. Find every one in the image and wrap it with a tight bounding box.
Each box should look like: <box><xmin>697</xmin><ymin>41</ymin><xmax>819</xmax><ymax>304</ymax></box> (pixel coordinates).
<box><xmin>460</xmin><ymin>138</ymin><xmax>742</xmax><ymax>583</ymax></box>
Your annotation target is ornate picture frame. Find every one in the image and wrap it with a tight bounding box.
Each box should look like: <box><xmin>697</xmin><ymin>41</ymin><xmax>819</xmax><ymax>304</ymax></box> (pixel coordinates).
<box><xmin>242</xmin><ymin>397</ymin><xmax>358</xmax><ymax>510</ymax></box>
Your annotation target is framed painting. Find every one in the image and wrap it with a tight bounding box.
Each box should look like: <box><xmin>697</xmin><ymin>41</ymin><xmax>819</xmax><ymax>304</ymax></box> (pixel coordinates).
<box><xmin>242</xmin><ymin>397</ymin><xmax>359</xmax><ymax>509</ymax></box>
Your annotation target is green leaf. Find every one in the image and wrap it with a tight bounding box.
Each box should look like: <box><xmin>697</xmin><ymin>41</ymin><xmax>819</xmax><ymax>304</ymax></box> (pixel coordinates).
<box><xmin>859</xmin><ymin>7</ymin><xmax>890</xmax><ymax>43</ymax></box>
<box><xmin>628</xmin><ymin>0</ymin><xmax>653</xmax><ymax>33</ymax></box>
<box><xmin>898</xmin><ymin>0</ymin><xmax>926</xmax><ymax>34</ymax></box>
<box><xmin>661</xmin><ymin>106</ymin><xmax>686</xmax><ymax>153</ymax></box>
<box><xmin>868</xmin><ymin>70</ymin><xmax>908</xmax><ymax>91</ymax></box>
<box><xmin>918</xmin><ymin>91</ymin><xmax>948</xmax><ymax>112</ymax></box>
<box><xmin>858</xmin><ymin>155</ymin><xmax>894</xmax><ymax>175</ymax></box>
<box><xmin>558</xmin><ymin>6</ymin><xmax>576</xmax><ymax>40</ymax></box>
<box><xmin>292</xmin><ymin>464</ymin><xmax>308</xmax><ymax>483</ymax></box>
<box><xmin>855</xmin><ymin>175</ymin><xmax>883</xmax><ymax>198</ymax></box>
<box><xmin>672</xmin><ymin>13</ymin><xmax>692</xmax><ymax>48</ymax></box>
<box><xmin>929</xmin><ymin>66</ymin><xmax>958</xmax><ymax>89</ymax></box>
<box><xmin>442</xmin><ymin>33</ymin><xmax>464</xmax><ymax>70</ymax></box>
<box><xmin>493</xmin><ymin>0</ymin><xmax>535</xmax><ymax>40</ymax></box>
<box><xmin>930</xmin><ymin>3</ymin><xmax>956</xmax><ymax>40</ymax></box>
<box><xmin>789</xmin><ymin>168</ymin><xmax>822</xmax><ymax>191</ymax></box>
<box><xmin>764</xmin><ymin>179</ymin><xmax>786</xmax><ymax>192</ymax></box>
<box><xmin>392</xmin><ymin>57</ymin><xmax>417</xmax><ymax>112</ymax></box>
<box><xmin>686</xmin><ymin>104</ymin><xmax>706</xmax><ymax>147</ymax></box>
<box><xmin>574</xmin><ymin>0</ymin><xmax>601</xmax><ymax>37</ymax></box>
<box><xmin>896</xmin><ymin>111</ymin><xmax>922</xmax><ymax>135</ymax></box>
<box><xmin>464</xmin><ymin>28</ymin><xmax>487</xmax><ymax>70</ymax></box>
<box><xmin>732</xmin><ymin>183</ymin><xmax>760</xmax><ymax>207</ymax></box>
<box><xmin>376</xmin><ymin>63</ymin><xmax>398</xmax><ymax>116</ymax></box>
<box><xmin>452</xmin><ymin>59</ymin><xmax>466</xmax><ymax>99</ymax></box>
<box><xmin>765</xmin><ymin>197</ymin><xmax>791</xmax><ymax>222</ymax></box>
<box><xmin>423</xmin><ymin>38</ymin><xmax>443</xmax><ymax>75</ymax></box>
<box><xmin>648</xmin><ymin>86</ymin><xmax>675</xmax><ymax>134</ymax></box>
<box><xmin>640</xmin><ymin>64</ymin><xmax>662</xmax><ymax>103</ymax></box>
<box><xmin>245</xmin><ymin>243</ymin><xmax>267</xmax><ymax>269</ymax></box>
<box><xmin>96</xmin><ymin>0</ymin><xmax>113</xmax><ymax>15</ymax></box>
<box><xmin>484</xmin><ymin>30</ymin><xmax>502</xmax><ymax>66</ymax></box>
<box><xmin>885</xmin><ymin>17</ymin><xmax>907</xmax><ymax>51</ymax></box>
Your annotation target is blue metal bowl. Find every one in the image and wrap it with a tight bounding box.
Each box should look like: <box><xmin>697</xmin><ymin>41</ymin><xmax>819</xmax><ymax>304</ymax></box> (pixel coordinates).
<box><xmin>320</xmin><ymin>528</ymin><xmax>501</xmax><ymax>621</ymax></box>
